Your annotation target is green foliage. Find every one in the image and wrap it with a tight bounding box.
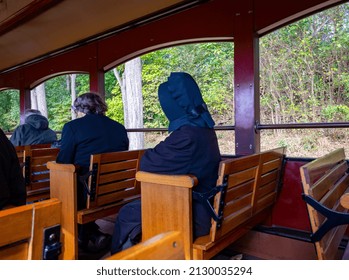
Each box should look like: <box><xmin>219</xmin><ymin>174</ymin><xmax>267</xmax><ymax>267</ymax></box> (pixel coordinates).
<box><xmin>45</xmin><ymin>74</ymin><xmax>89</xmax><ymax>130</ymax></box>
<box><xmin>106</xmin><ymin>96</ymin><xmax>124</xmax><ymax>124</ymax></box>
<box><xmin>321</xmin><ymin>105</ymin><xmax>349</xmax><ymax>122</ymax></box>
<box><xmin>260</xmin><ymin>3</ymin><xmax>349</xmax><ymax>124</ymax></box>
<box><xmin>0</xmin><ymin>90</ymin><xmax>20</xmax><ymax>131</ymax></box>
<box><xmin>277</xmin><ymin>139</ymin><xmax>288</xmax><ymax>148</ymax></box>
<box><xmin>141</xmin><ymin>42</ymin><xmax>234</xmax><ymax>127</ymax></box>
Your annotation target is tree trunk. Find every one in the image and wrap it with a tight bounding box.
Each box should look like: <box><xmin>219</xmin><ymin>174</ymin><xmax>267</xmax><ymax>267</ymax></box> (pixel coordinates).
<box><xmin>70</xmin><ymin>74</ymin><xmax>77</xmax><ymax>119</ymax></box>
<box><xmin>31</xmin><ymin>83</ymin><xmax>48</xmax><ymax>118</ymax></box>
<box><xmin>30</xmin><ymin>88</ymin><xmax>38</xmax><ymax>110</ymax></box>
<box><xmin>114</xmin><ymin>57</ymin><xmax>144</xmax><ymax>150</ymax></box>
<box><xmin>123</xmin><ymin>58</ymin><xmax>144</xmax><ymax>150</ymax></box>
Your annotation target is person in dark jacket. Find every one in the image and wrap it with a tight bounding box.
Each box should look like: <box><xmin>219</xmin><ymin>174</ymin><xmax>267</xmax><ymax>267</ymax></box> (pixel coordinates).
<box><xmin>56</xmin><ymin>92</ymin><xmax>129</xmax><ymax>253</ymax></box>
<box><xmin>10</xmin><ymin>109</ymin><xmax>57</xmax><ymax>146</ymax></box>
<box><xmin>111</xmin><ymin>72</ymin><xmax>221</xmax><ymax>254</ymax></box>
<box><xmin>0</xmin><ymin>128</ymin><xmax>26</xmax><ymax>210</ymax></box>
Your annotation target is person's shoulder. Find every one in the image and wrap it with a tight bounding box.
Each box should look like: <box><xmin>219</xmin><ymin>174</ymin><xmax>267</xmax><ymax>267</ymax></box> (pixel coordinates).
<box><xmin>61</xmin><ymin>118</ymin><xmax>83</xmax><ymax>131</ymax></box>
<box><xmin>13</xmin><ymin>123</ymin><xmax>28</xmax><ymax>131</ymax></box>
<box><xmin>104</xmin><ymin>116</ymin><xmax>127</xmax><ymax>128</ymax></box>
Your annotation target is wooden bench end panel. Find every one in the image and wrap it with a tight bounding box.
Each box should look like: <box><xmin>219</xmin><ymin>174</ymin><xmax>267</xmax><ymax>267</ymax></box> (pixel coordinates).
<box><xmin>107</xmin><ymin>231</ymin><xmax>186</xmax><ymax>260</ymax></box>
<box><xmin>300</xmin><ymin>148</ymin><xmax>349</xmax><ymax>259</ymax></box>
<box><xmin>141</xmin><ymin>180</ymin><xmax>194</xmax><ymax>259</ymax></box>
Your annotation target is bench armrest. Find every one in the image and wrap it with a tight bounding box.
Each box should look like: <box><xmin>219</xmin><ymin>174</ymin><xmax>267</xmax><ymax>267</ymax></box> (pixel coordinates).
<box><xmin>47</xmin><ymin>161</ymin><xmax>79</xmax><ymax>260</ymax></box>
<box><xmin>136</xmin><ymin>171</ymin><xmax>198</xmax><ymax>259</ymax></box>
<box><xmin>136</xmin><ymin>171</ymin><xmax>198</xmax><ymax>188</ymax></box>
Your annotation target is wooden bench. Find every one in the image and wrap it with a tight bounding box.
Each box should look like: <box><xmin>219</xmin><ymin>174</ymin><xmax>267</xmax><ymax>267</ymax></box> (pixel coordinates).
<box><xmin>24</xmin><ymin>147</ymin><xmax>60</xmax><ymax>203</ymax></box>
<box><xmin>136</xmin><ymin>147</ymin><xmax>286</xmax><ymax>259</ymax></box>
<box><xmin>300</xmin><ymin>148</ymin><xmax>349</xmax><ymax>260</ymax></box>
<box><xmin>106</xmin><ymin>231</ymin><xmax>186</xmax><ymax>260</ymax></box>
<box><xmin>15</xmin><ymin>144</ymin><xmax>52</xmax><ymax>169</ymax></box>
<box><xmin>0</xmin><ymin>198</ymin><xmax>62</xmax><ymax>260</ymax></box>
<box><xmin>47</xmin><ymin>149</ymin><xmax>145</xmax><ymax>259</ymax></box>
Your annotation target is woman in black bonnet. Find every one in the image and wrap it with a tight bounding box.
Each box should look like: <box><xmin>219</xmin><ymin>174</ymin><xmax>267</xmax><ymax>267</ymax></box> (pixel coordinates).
<box><xmin>111</xmin><ymin>72</ymin><xmax>221</xmax><ymax>254</ymax></box>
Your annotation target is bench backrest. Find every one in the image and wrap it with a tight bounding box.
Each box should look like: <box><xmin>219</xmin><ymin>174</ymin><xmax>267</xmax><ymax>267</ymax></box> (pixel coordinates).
<box><xmin>211</xmin><ymin>153</ymin><xmax>260</xmax><ymax>240</ymax></box>
<box><xmin>300</xmin><ymin>148</ymin><xmax>349</xmax><ymax>260</ymax></box>
<box><xmin>15</xmin><ymin>143</ymin><xmax>52</xmax><ymax>169</ymax></box>
<box><xmin>48</xmin><ymin>149</ymin><xmax>145</xmax><ymax>259</ymax></box>
<box><xmin>0</xmin><ymin>198</ymin><xmax>61</xmax><ymax>260</ymax></box>
<box><xmin>211</xmin><ymin>147</ymin><xmax>285</xmax><ymax>242</ymax></box>
<box><xmin>107</xmin><ymin>231</ymin><xmax>186</xmax><ymax>260</ymax></box>
<box><xmin>24</xmin><ymin>147</ymin><xmax>60</xmax><ymax>202</ymax></box>
<box><xmin>137</xmin><ymin>147</ymin><xmax>286</xmax><ymax>259</ymax></box>
<box><xmin>86</xmin><ymin>149</ymin><xmax>144</xmax><ymax>209</ymax></box>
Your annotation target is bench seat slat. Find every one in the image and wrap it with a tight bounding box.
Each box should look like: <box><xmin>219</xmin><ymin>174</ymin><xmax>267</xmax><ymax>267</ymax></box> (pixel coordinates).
<box><xmin>261</xmin><ymin>158</ymin><xmax>282</xmax><ymax>173</ymax></box>
<box><xmin>222</xmin><ymin>155</ymin><xmax>260</xmax><ymax>173</ymax></box>
<box><xmin>300</xmin><ymin>147</ymin><xmax>349</xmax><ymax>259</ymax></box>
<box><xmin>193</xmin><ymin>208</ymin><xmax>271</xmax><ymax>256</ymax></box>
<box><xmin>302</xmin><ymin>148</ymin><xmax>345</xmax><ymax>185</ymax></box>
<box><xmin>227</xmin><ymin>168</ymin><xmax>258</xmax><ymax>187</ymax></box>
<box><xmin>310</xmin><ymin>161</ymin><xmax>348</xmax><ymax>201</ymax></box>
<box><xmin>314</xmin><ymin>179</ymin><xmax>349</xmax><ymax>227</ymax></box>
<box><xmin>32</xmin><ymin>156</ymin><xmax>57</xmax><ymax>166</ymax></box>
<box><xmin>225</xmin><ymin>180</ymin><xmax>254</xmax><ymax>201</ymax></box>
<box><xmin>31</xmin><ymin>166</ymin><xmax>50</xmax><ymax>173</ymax></box>
<box><xmin>255</xmin><ymin>192</ymin><xmax>277</xmax><ymax>213</ymax></box>
<box><xmin>78</xmin><ymin>195</ymin><xmax>141</xmax><ymax>224</ymax></box>
<box><xmin>97</xmin><ymin>178</ymin><xmax>137</xmax><ymax>194</ymax></box>
<box><xmin>31</xmin><ymin>172</ymin><xmax>50</xmax><ymax>182</ymax></box>
<box><xmin>27</xmin><ymin>182</ymin><xmax>50</xmax><ymax>192</ymax></box>
<box><xmin>94</xmin><ymin>188</ymin><xmax>140</xmax><ymax>206</ymax></box>
<box><xmin>98</xmin><ymin>169</ymin><xmax>136</xmax><ymax>185</ymax></box>
<box><xmin>99</xmin><ymin>160</ymin><xmax>138</xmax><ymax>173</ymax></box>
<box><xmin>98</xmin><ymin>150</ymin><xmax>143</xmax><ymax>162</ymax></box>
<box><xmin>223</xmin><ymin>193</ymin><xmax>253</xmax><ymax>217</ymax></box>
<box><xmin>320</xmin><ymin>176</ymin><xmax>349</xmax><ymax>210</ymax></box>
<box><xmin>219</xmin><ymin>207</ymin><xmax>253</xmax><ymax>236</ymax></box>
<box><xmin>257</xmin><ymin>181</ymin><xmax>277</xmax><ymax>198</ymax></box>
<box><xmin>260</xmin><ymin>170</ymin><xmax>278</xmax><ymax>187</ymax></box>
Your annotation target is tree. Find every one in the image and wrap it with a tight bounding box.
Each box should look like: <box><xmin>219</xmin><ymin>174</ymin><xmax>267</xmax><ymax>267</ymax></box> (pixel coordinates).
<box><xmin>31</xmin><ymin>83</ymin><xmax>48</xmax><ymax>117</ymax></box>
<box><xmin>113</xmin><ymin>57</ymin><xmax>144</xmax><ymax>150</ymax></box>
<box><xmin>70</xmin><ymin>74</ymin><xmax>77</xmax><ymax>120</ymax></box>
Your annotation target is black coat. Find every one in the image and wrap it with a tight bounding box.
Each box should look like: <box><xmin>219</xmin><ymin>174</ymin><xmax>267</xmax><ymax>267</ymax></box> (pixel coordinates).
<box><xmin>10</xmin><ymin>114</ymin><xmax>57</xmax><ymax>146</ymax></box>
<box><xmin>0</xmin><ymin>129</ymin><xmax>26</xmax><ymax>209</ymax></box>
<box><xmin>57</xmin><ymin>114</ymin><xmax>129</xmax><ymax>210</ymax></box>
<box><xmin>56</xmin><ymin>114</ymin><xmax>129</xmax><ymax>168</ymax></box>
<box><xmin>111</xmin><ymin>125</ymin><xmax>221</xmax><ymax>254</ymax></box>
<box><xmin>140</xmin><ymin>125</ymin><xmax>221</xmax><ymax>237</ymax></box>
